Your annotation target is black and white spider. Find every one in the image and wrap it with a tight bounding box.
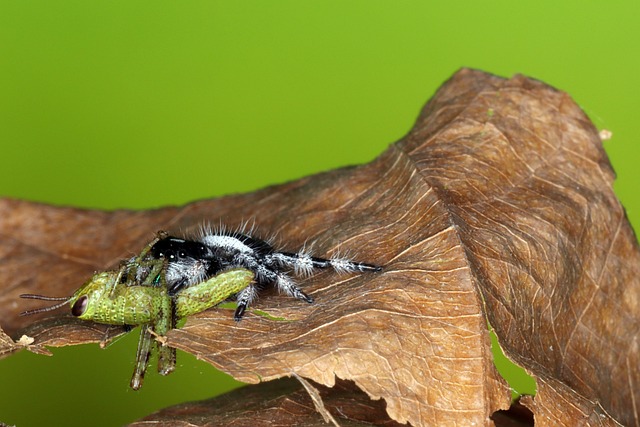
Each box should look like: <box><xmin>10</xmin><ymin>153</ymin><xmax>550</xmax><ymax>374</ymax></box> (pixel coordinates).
<box><xmin>148</xmin><ymin>226</ymin><xmax>382</xmax><ymax>320</ymax></box>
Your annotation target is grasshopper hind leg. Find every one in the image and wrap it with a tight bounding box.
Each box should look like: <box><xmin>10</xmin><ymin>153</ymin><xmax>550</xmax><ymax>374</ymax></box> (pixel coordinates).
<box><xmin>156</xmin><ymin>301</ymin><xmax>177</xmax><ymax>376</ymax></box>
<box><xmin>130</xmin><ymin>325</ymin><xmax>153</xmax><ymax>390</ymax></box>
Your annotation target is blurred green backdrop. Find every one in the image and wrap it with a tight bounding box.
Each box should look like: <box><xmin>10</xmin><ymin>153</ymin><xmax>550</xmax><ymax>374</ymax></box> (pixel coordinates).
<box><xmin>1</xmin><ymin>1</ymin><xmax>638</xmax><ymax>426</ymax></box>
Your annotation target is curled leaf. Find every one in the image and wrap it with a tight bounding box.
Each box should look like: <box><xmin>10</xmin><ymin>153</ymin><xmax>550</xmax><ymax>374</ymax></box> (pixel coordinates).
<box><xmin>1</xmin><ymin>69</ymin><xmax>637</xmax><ymax>426</ymax></box>
<box><xmin>131</xmin><ymin>377</ymin><xmax>403</xmax><ymax>427</ymax></box>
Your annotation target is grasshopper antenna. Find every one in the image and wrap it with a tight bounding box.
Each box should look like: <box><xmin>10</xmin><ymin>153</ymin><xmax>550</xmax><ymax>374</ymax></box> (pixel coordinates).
<box><xmin>19</xmin><ymin>294</ymin><xmax>71</xmax><ymax>316</ymax></box>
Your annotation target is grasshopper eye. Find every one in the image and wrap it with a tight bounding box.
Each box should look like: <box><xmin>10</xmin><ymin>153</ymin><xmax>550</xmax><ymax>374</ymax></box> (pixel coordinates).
<box><xmin>72</xmin><ymin>296</ymin><xmax>88</xmax><ymax>317</ymax></box>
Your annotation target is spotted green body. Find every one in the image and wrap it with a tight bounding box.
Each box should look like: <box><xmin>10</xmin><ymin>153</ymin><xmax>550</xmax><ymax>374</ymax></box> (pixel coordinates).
<box><xmin>174</xmin><ymin>268</ymin><xmax>254</xmax><ymax>318</ymax></box>
<box><xmin>68</xmin><ymin>271</ymin><xmax>169</xmax><ymax>326</ymax></box>
<box><xmin>69</xmin><ymin>268</ymin><xmax>254</xmax><ymax>326</ymax></box>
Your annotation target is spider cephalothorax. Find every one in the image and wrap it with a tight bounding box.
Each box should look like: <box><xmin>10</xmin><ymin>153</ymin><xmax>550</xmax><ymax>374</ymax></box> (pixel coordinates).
<box><xmin>150</xmin><ymin>227</ymin><xmax>383</xmax><ymax>320</ymax></box>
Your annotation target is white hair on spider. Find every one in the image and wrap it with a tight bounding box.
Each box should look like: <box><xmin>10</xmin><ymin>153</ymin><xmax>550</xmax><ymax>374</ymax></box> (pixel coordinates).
<box><xmin>149</xmin><ymin>222</ymin><xmax>382</xmax><ymax>321</ymax></box>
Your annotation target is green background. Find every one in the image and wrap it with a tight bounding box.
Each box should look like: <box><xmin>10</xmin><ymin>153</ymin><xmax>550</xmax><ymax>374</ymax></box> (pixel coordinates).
<box><xmin>1</xmin><ymin>1</ymin><xmax>638</xmax><ymax>426</ymax></box>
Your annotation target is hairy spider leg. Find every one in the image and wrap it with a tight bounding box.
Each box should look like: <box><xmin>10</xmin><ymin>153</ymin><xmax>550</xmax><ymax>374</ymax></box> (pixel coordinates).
<box><xmin>229</xmin><ymin>250</ymin><xmax>313</xmax><ymax>321</ymax></box>
<box><xmin>266</xmin><ymin>251</ymin><xmax>383</xmax><ymax>274</ymax></box>
<box><xmin>203</xmin><ymin>231</ymin><xmax>382</xmax><ymax>276</ymax></box>
<box><xmin>233</xmin><ymin>286</ymin><xmax>257</xmax><ymax>321</ymax></box>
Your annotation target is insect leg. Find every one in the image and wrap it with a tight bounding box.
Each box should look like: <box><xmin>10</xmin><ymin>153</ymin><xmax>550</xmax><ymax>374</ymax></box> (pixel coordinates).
<box><xmin>156</xmin><ymin>303</ymin><xmax>177</xmax><ymax>376</ymax></box>
<box><xmin>156</xmin><ymin>336</ymin><xmax>176</xmax><ymax>376</ymax></box>
<box><xmin>152</xmin><ymin>273</ymin><xmax>176</xmax><ymax>376</ymax></box>
<box><xmin>130</xmin><ymin>257</ymin><xmax>175</xmax><ymax>389</ymax></box>
<box><xmin>120</xmin><ymin>233</ymin><xmax>168</xmax><ymax>290</ymax></box>
<box><xmin>130</xmin><ymin>325</ymin><xmax>153</xmax><ymax>390</ymax></box>
<box><xmin>107</xmin><ymin>264</ymin><xmax>126</xmax><ymax>299</ymax></box>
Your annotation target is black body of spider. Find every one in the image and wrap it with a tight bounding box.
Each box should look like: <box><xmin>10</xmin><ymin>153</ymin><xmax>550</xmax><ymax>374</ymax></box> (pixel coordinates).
<box><xmin>149</xmin><ymin>229</ymin><xmax>382</xmax><ymax>321</ymax></box>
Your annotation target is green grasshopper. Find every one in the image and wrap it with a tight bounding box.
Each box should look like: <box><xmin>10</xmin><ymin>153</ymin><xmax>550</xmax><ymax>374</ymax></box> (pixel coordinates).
<box><xmin>20</xmin><ymin>234</ymin><xmax>255</xmax><ymax>390</ymax></box>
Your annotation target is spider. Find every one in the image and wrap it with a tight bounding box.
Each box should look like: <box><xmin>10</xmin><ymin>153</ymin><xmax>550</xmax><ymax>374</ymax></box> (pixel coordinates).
<box><xmin>149</xmin><ymin>226</ymin><xmax>383</xmax><ymax>320</ymax></box>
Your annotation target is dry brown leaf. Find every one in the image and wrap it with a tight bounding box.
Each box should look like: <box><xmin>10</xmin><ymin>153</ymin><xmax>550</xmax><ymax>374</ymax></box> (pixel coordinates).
<box><xmin>0</xmin><ymin>328</ymin><xmax>21</xmax><ymax>359</ymax></box>
<box><xmin>130</xmin><ymin>377</ymin><xmax>403</xmax><ymax>427</ymax></box>
<box><xmin>1</xmin><ymin>69</ymin><xmax>637</xmax><ymax>426</ymax></box>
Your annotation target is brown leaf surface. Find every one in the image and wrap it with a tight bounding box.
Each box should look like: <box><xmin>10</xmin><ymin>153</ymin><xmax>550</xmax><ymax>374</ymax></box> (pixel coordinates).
<box><xmin>130</xmin><ymin>377</ymin><xmax>404</xmax><ymax>427</ymax></box>
<box><xmin>0</xmin><ymin>327</ymin><xmax>21</xmax><ymax>359</ymax></box>
<box><xmin>1</xmin><ymin>69</ymin><xmax>638</xmax><ymax>426</ymax></box>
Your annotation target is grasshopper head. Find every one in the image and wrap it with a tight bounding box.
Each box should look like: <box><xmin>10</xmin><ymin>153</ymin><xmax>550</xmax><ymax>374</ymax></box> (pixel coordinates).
<box><xmin>66</xmin><ymin>271</ymin><xmax>119</xmax><ymax>320</ymax></box>
<box><xmin>20</xmin><ymin>271</ymin><xmax>118</xmax><ymax>320</ymax></box>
